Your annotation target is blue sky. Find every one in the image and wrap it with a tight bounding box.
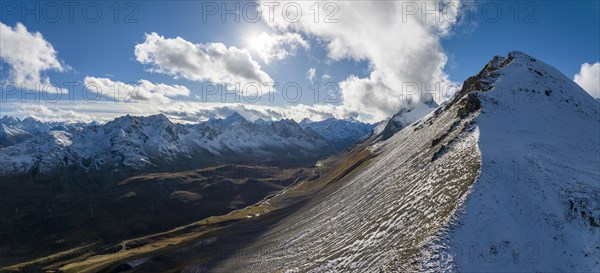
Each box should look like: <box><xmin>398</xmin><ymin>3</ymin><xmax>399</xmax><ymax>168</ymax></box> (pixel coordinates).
<box><xmin>443</xmin><ymin>0</ymin><xmax>600</xmax><ymax>81</ymax></box>
<box><xmin>0</xmin><ymin>1</ymin><xmax>598</xmax><ymax>123</ymax></box>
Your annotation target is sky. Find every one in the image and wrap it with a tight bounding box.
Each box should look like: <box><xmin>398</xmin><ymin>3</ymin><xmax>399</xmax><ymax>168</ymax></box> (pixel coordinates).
<box><xmin>0</xmin><ymin>0</ymin><xmax>599</xmax><ymax>123</ymax></box>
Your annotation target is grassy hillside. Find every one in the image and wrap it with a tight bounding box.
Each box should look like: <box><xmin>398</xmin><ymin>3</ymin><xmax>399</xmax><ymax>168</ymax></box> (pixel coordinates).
<box><xmin>0</xmin><ymin>164</ymin><xmax>309</xmax><ymax>272</ymax></box>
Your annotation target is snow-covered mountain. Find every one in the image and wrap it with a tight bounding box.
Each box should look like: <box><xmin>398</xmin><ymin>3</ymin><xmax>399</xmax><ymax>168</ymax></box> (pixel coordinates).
<box><xmin>1</xmin><ymin>114</ymin><xmax>195</xmax><ymax>175</ymax></box>
<box><xmin>195</xmin><ymin>117</ymin><xmax>331</xmax><ymax>158</ymax></box>
<box><xmin>374</xmin><ymin>100</ymin><xmax>438</xmax><ymax>140</ymax></box>
<box><xmin>300</xmin><ymin>117</ymin><xmax>376</xmax><ymax>150</ymax></box>
<box><xmin>203</xmin><ymin>112</ymin><xmax>248</xmax><ymax>127</ymax></box>
<box><xmin>253</xmin><ymin>118</ymin><xmax>272</xmax><ymax>126</ymax></box>
<box><xmin>203</xmin><ymin>51</ymin><xmax>600</xmax><ymax>272</ymax></box>
<box><xmin>0</xmin><ymin>113</ymin><xmax>375</xmax><ymax>176</ymax></box>
<box><xmin>0</xmin><ymin>116</ymin><xmax>88</xmax><ymax>147</ymax></box>
<box><xmin>435</xmin><ymin>51</ymin><xmax>600</xmax><ymax>272</ymax></box>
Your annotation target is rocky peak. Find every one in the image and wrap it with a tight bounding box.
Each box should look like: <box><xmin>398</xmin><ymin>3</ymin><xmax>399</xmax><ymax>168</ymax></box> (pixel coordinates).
<box><xmin>1</xmin><ymin>115</ymin><xmax>19</xmax><ymax>125</ymax></box>
<box><xmin>205</xmin><ymin>112</ymin><xmax>248</xmax><ymax>127</ymax></box>
<box><xmin>299</xmin><ymin>118</ymin><xmax>312</xmax><ymax>126</ymax></box>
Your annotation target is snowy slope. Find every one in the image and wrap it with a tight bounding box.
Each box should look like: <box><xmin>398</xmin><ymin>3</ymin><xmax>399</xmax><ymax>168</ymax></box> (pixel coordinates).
<box><xmin>203</xmin><ymin>52</ymin><xmax>599</xmax><ymax>272</ymax></box>
<box><xmin>426</xmin><ymin>51</ymin><xmax>600</xmax><ymax>272</ymax></box>
<box><xmin>209</xmin><ymin>85</ymin><xmax>481</xmax><ymax>273</ymax></box>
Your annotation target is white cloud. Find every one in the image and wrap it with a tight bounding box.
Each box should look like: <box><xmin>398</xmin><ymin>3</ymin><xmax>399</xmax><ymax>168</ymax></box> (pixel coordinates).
<box><xmin>137</xmin><ymin>79</ymin><xmax>190</xmax><ymax>97</ymax></box>
<box><xmin>160</xmin><ymin>102</ymin><xmax>357</xmax><ymax>123</ymax></box>
<box><xmin>322</xmin><ymin>74</ymin><xmax>332</xmax><ymax>81</ymax></box>
<box><xmin>9</xmin><ymin>103</ymin><xmax>98</xmax><ymax>123</ymax></box>
<box><xmin>248</xmin><ymin>32</ymin><xmax>309</xmax><ymax>64</ymax></box>
<box><xmin>0</xmin><ymin>22</ymin><xmax>67</xmax><ymax>93</ymax></box>
<box><xmin>134</xmin><ymin>32</ymin><xmax>274</xmax><ymax>91</ymax></box>
<box><xmin>307</xmin><ymin>68</ymin><xmax>316</xmax><ymax>82</ymax></box>
<box><xmin>574</xmin><ymin>62</ymin><xmax>600</xmax><ymax>99</ymax></box>
<box><xmin>83</xmin><ymin>77</ymin><xmax>190</xmax><ymax>103</ymax></box>
<box><xmin>258</xmin><ymin>1</ymin><xmax>461</xmax><ymax>120</ymax></box>
<box><xmin>2</xmin><ymin>100</ymin><xmax>362</xmax><ymax>124</ymax></box>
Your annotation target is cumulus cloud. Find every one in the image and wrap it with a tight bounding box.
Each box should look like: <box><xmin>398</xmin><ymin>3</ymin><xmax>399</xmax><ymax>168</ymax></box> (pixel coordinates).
<box><xmin>307</xmin><ymin>68</ymin><xmax>316</xmax><ymax>82</ymax></box>
<box><xmin>83</xmin><ymin>77</ymin><xmax>190</xmax><ymax>103</ymax></box>
<box><xmin>258</xmin><ymin>0</ymin><xmax>461</xmax><ymax>121</ymax></box>
<box><xmin>134</xmin><ymin>32</ymin><xmax>274</xmax><ymax>90</ymax></box>
<box><xmin>574</xmin><ymin>62</ymin><xmax>600</xmax><ymax>99</ymax></box>
<box><xmin>249</xmin><ymin>32</ymin><xmax>309</xmax><ymax>64</ymax></box>
<box><xmin>0</xmin><ymin>22</ymin><xmax>67</xmax><ymax>93</ymax></box>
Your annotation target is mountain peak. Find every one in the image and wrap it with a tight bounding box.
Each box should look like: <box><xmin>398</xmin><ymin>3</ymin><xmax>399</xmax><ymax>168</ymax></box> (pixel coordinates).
<box><xmin>507</xmin><ymin>50</ymin><xmax>537</xmax><ymax>61</ymax></box>
<box><xmin>202</xmin><ymin>112</ymin><xmax>249</xmax><ymax>128</ymax></box>
<box><xmin>299</xmin><ymin>118</ymin><xmax>312</xmax><ymax>125</ymax></box>
<box><xmin>377</xmin><ymin>101</ymin><xmax>437</xmax><ymax>140</ymax></box>
<box><xmin>278</xmin><ymin>118</ymin><xmax>299</xmax><ymax>125</ymax></box>
<box><xmin>22</xmin><ymin>117</ymin><xmax>37</xmax><ymax>122</ymax></box>
<box><xmin>448</xmin><ymin>50</ymin><xmax>600</xmax><ymax>126</ymax></box>
<box><xmin>145</xmin><ymin>113</ymin><xmax>171</xmax><ymax>123</ymax></box>
<box><xmin>458</xmin><ymin>51</ymin><xmax>577</xmax><ymax>98</ymax></box>
<box><xmin>224</xmin><ymin>112</ymin><xmax>246</xmax><ymax>122</ymax></box>
<box><xmin>0</xmin><ymin>115</ymin><xmax>19</xmax><ymax>124</ymax></box>
<box><xmin>254</xmin><ymin>118</ymin><xmax>272</xmax><ymax>125</ymax></box>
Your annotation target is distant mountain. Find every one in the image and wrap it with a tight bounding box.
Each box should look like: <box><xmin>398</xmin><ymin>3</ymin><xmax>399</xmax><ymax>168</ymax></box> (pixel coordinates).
<box><xmin>300</xmin><ymin>117</ymin><xmax>376</xmax><ymax>151</ymax></box>
<box><xmin>299</xmin><ymin>118</ymin><xmax>312</xmax><ymax>126</ymax></box>
<box><xmin>195</xmin><ymin>117</ymin><xmax>331</xmax><ymax>159</ymax></box>
<box><xmin>1</xmin><ymin>114</ymin><xmax>193</xmax><ymax>176</ymax></box>
<box><xmin>0</xmin><ymin>116</ymin><xmax>88</xmax><ymax>147</ymax></box>
<box><xmin>374</xmin><ymin>100</ymin><xmax>438</xmax><ymax>140</ymax></box>
<box><xmin>253</xmin><ymin>118</ymin><xmax>271</xmax><ymax>125</ymax></box>
<box><xmin>0</xmin><ymin>113</ymin><xmax>377</xmax><ymax>177</ymax></box>
<box><xmin>204</xmin><ymin>112</ymin><xmax>247</xmax><ymax>127</ymax></box>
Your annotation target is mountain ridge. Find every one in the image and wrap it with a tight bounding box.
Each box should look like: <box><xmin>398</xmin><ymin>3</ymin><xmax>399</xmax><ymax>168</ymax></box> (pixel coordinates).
<box><xmin>186</xmin><ymin>51</ymin><xmax>600</xmax><ymax>272</ymax></box>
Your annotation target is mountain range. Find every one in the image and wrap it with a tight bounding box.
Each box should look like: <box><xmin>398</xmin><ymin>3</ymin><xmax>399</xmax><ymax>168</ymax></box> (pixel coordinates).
<box><xmin>0</xmin><ymin>116</ymin><xmax>88</xmax><ymax>147</ymax></box>
<box><xmin>0</xmin><ymin>113</ymin><xmax>376</xmax><ymax>178</ymax></box>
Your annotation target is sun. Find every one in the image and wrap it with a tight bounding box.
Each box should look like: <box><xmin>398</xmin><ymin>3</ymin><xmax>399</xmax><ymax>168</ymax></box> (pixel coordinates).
<box><xmin>247</xmin><ymin>32</ymin><xmax>267</xmax><ymax>52</ymax></box>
